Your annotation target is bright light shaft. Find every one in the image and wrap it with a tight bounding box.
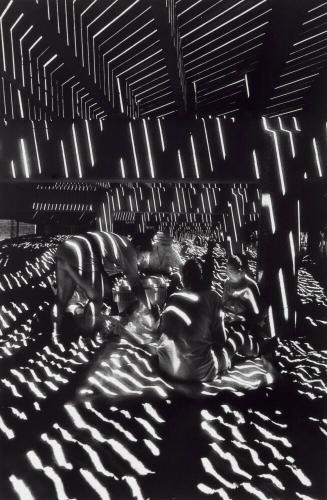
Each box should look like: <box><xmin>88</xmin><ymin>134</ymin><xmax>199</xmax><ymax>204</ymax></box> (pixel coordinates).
<box><xmin>157</xmin><ymin>118</ymin><xmax>165</xmax><ymax>151</ymax></box>
<box><xmin>85</xmin><ymin>120</ymin><xmax>94</xmax><ymax>166</ymax></box>
<box><xmin>60</xmin><ymin>140</ymin><xmax>69</xmax><ymax>178</ymax></box>
<box><xmin>289</xmin><ymin>231</ymin><xmax>296</xmax><ymax>275</ymax></box>
<box><xmin>313</xmin><ymin>138</ymin><xmax>323</xmax><ymax>177</ymax></box>
<box><xmin>202</xmin><ymin>118</ymin><xmax>213</xmax><ymax>171</ymax></box>
<box><xmin>120</xmin><ymin>157</ymin><xmax>126</xmax><ymax>178</ymax></box>
<box><xmin>278</xmin><ymin>268</ymin><xmax>288</xmax><ymax>320</ymax></box>
<box><xmin>262</xmin><ymin>193</ymin><xmax>276</xmax><ymax>234</ymax></box>
<box><xmin>116</xmin><ymin>77</ymin><xmax>124</xmax><ymax>113</ymax></box>
<box><xmin>143</xmin><ymin>119</ymin><xmax>155</xmax><ymax>178</ymax></box>
<box><xmin>10</xmin><ymin>13</ymin><xmax>25</xmax><ymax>80</ymax></box>
<box><xmin>293</xmin><ymin>116</ymin><xmax>300</xmax><ymax>131</ymax></box>
<box><xmin>20</xmin><ymin>139</ymin><xmax>30</xmax><ymax>178</ymax></box>
<box><xmin>11</xmin><ymin>160</ymin><xmax>16</xmax><ymax>178</ymax></box>
<box><xmin>31</xmin><ymin>122</ymin><xmax>41</xmax><ymax>174</ymax></box>
<box><xmin>263</xmin><ymin>117</ymin><xmax>286</xmax><ymax>195</ymax></box>
<box><xmin>216</xmin><ymin>117</ymin><xmax>226</xmax><ymax>159</ymax></box>
<box><xmin>72</xmin><ymin>123</ymin><xmax>82</xmax><ymax>178</ymax></box>
<box><xmin>178</xmin><ymin>149</ymin><xmax>185</xmax><ymax>179</ymax></box>
<box><xmin>18</xmin><ymin>89</ymin><xmax>24</xmax><ymax>118</ymax></box>
<box><xmin>244</xmin><ymin>73</ymin><xmax>250</xmax><ymax>97</ymax></box>
<box><xmin>1</xmin><ymin>1</ymin><xmax>15</xmax><ymax>72</ymax></box>
<box><xmin>268</xmin><ymin>305</ymin><xmax>276</xmax><ymax>337</ymax></box>
<box><xmin>278</xmin><ymin>117</ymin><xmax>295</xmax><ymax>158</ymax></box>
<box><xmin>129</xmin><ymin>122</ymin><xmax>140</xmax><ymax>178</ymax></box>
<box><xmin>252</xmin><ymin>149</ymin><xmax>260</xmax><ymax>179</ymax></box>
<box><xmin>228</xmin><ymin>202</ymin><xmax>238</xmax><ymax>242</ymax></box>
<box><xmin>190</xmin><ymin>134</ymin><xmax>200</xmax><ymax>178</ymax></box>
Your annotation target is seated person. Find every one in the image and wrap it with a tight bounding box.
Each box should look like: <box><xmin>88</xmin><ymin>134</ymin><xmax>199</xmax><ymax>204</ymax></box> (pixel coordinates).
<box><xmin>180</xmin><ymin>241</ymin><xmax>189</xmax><ymax>258</ymax></box>
<box><xmin>222</xmin><ymin>254</ymin><xmax>265</xmax><ymax>340</ymax></box>
<box><xmin>157</xmin><ymin>259</ymin><xmax>225</xmax><ymax>382</ymax></box>
<box><xmin>148</xmin><ymin>231</ymin><xmax>183</xmax><ymax>274</ymax></box>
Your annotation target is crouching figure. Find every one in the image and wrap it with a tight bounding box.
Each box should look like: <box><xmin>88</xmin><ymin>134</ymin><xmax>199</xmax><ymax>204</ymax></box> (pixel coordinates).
<box><xmin>156</xmin><ymin>257</ymin><xmax>267</xmax><ymax>383</ymax></box>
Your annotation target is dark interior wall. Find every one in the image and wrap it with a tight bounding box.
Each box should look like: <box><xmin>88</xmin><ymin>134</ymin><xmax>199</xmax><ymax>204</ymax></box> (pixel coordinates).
<box><xmin>1</xmin><ymin>114</ymin><xmax>326</xmax><ymax>183</ymax></box>
<box><xmin>0</xmin><ymin>116</ymin><xmax>258</xmax><ymax>182</ymax></box>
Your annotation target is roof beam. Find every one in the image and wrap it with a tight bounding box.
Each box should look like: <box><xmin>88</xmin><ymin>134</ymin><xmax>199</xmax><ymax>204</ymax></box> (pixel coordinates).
<box><xmin>145</xmin><ymin>0</ymin><xmax>187</xmax><ymax>115</ymax></box>
<box><xmin>241</xmin><ymin>0</ymin><xmax>309</xmax><ymax>116</ymax></box>
<box><xmin>14</xmin><ymin>0</ymin><xmax>114</xmax><ymax>117</ymax></box>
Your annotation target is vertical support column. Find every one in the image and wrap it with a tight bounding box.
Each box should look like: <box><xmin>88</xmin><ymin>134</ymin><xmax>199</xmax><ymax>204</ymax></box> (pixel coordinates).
<box><xmin>95</xmin><ymin>190</ymin><xmax>113</xmax><ymax>232</ymax></box>
<box><xmin>257</xmin><ymin>116</ymin><xmax>302</xmax><ymax>338</ymax></box>
<box><xmin>220</xmin><ymin>184</ymin><xmax>259</xmax><ymax>258</ymax></box>
<box><xmin>146</xmin><ymin>0</ymin><xmax>187</xmax><ymax>114</ymax></box>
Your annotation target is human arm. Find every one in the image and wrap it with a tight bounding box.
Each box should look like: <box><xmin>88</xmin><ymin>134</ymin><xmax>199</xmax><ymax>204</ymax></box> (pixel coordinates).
<box><xmin>232</xmin><ymin>280</ymin><xmax>264</xmax><ymax>327</ymax></box>
<box><xmin>210</xmin><ymin>292</ymin><xmax>227</xmax><ymax>347</ymax></box>
<box><xmin>127</xmin><ymin>274</ymin><xmax>150</xmax><ymax>310</ymax></box>
<box><xmin>121</xmin><ymin>245</ymin><xmax>160</xmax><ymax>321</ymax></box>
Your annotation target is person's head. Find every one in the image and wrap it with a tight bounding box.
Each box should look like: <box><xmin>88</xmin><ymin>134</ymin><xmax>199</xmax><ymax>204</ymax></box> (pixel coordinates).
<box><xmin>226</xmin><ymin>255</ymin><xmax>245</xmax><ymax>283</ymax></box>
<box><xmin>169</xmin><ymin>272</ymin><xmax>182</xmax><ymax>287</ymax></box>
<box><xmin>131</xmin><ymin>233</ymin><xmax>153</xmax><ymax>268</ymax></box>
<box><xmin>182</xmin><ymin>258</ymin><xmax>203</xmax><ymax>291</ymax></box>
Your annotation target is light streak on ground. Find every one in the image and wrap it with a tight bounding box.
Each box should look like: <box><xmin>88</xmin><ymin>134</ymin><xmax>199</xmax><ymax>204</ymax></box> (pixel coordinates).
<box><xmin>80</xmin><ymin>469</ymin><xmax>111</xmax><ymax>500</ymax></box>
<box><xmin>9</xmin><ymin>475</ymin><xmax>35</xmax><ymax>500</ymax></box>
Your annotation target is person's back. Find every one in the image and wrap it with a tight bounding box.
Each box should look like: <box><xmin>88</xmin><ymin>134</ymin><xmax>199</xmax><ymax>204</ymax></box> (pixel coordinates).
<box><xmin>157</xmin><ymin>259</ymin><xmax>223</xmax><ymax>382</ymax></box>
<box><xmin>149</xmin><ymin>232</ymin><xmax>183</xmax><ymax>272</ymax></box>
<box><xmin>56</xmin><ymin>231</ymin><xmax>134</xmax><ymax>277</ymax></box>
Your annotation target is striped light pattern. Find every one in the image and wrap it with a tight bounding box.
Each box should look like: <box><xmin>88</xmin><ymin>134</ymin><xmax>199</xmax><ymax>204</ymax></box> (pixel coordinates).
<box><xmin>0</xmin><ymin>1</ymin><xmax>323</xmax><ymax>121</ymax></box>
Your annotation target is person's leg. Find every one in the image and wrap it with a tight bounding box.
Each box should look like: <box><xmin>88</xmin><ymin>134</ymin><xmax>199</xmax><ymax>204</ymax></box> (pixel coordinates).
<box><xmin>55</xmin><ymin>260</ymin><xmax>105</xmax><ymax>337</ymax></box>
<box><xmin>215</xmin><ymin>323</ymin><xmax>260</xmax><ymax>373</ymax></box>
<box><xmin>53</xmin><ymin>259</ymin><xmax>76</xmax><ymax>338</ymax></box>
<box><xmin>83</xmin><ymin>272</ymin><xmax>105</xmax><ymax>333</ymax></box>
<box><xmin>63</xmin><ymin>262</ymin><xmax>104</xmax><ymax>319</ymax></box>
<box><xmin>229</xmin><ymin>325</ymin><xmax>261</xmax><ymax>358</ymax></box>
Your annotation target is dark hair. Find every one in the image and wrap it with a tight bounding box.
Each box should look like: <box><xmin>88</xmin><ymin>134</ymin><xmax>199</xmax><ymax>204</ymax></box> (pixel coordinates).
<box><xmin>227</xmin><ymin>255</ymin><xmax>244</xmax><ymax>272</ymax></box>
<box><xmin>182</xmin><ymin>258</ymin><xmax>203</xmax><ymax>290</ymax></box>
<box><xmin>131</xmin><ymin>233</ymin><xmax>153</xmax><ymax>253</ymax></box>
<box><xmin>169</xmin><ymin>272</ymin><xmax>182</xmax><ymax>286</ymax></box>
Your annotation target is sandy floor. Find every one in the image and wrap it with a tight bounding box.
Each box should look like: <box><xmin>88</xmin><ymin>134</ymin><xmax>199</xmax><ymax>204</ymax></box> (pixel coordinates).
<box><xmin>0</xmin><ymin>236</ymin><xmax>326</xmax><ymax>499</ymax></box>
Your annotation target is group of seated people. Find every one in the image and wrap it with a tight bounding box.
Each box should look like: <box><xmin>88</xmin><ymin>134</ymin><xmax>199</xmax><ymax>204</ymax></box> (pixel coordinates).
<box><xmin>53</xmin><ymin>230</ymin><xmax>270</xmax><ymax>383</ymax></box>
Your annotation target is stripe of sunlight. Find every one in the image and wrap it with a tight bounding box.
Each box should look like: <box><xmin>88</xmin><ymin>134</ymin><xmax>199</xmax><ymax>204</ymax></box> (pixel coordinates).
<box><xmin>183</xmin><ymin>9</ymin><xmax>270</xmax><ymax>60</ymax></box>
<box><xmin>92</xmin><ymin>0</ymin><xmax>140</xmax><ymax>82</ymax></box>
<box><xmin>183</xmin><ymin>0</ymin><xmax>268</xmax><ymax>50</ymax></box>
<box><xmin>189</xmin><ymin>35</ymin><xmax>264</xmax><ymax>79</ymax></box>
<box><xmin>184</xmin><ymin>24</ymin><xmax>268</xmax><ymax>71</ymax></box>
<box><xmin>10</xmin><ymin>13</ymin><xmax>24</xmax><ymax>80</ymax></box>
<box><xmin>86</xmin><ymin>0</ymin><xmax>120</xmax><ymax>76</ymax></box>
<box><xmin>181</xmin><ymin>0</ymin><xmax>246</xmax><ymax>40</ymax></box>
